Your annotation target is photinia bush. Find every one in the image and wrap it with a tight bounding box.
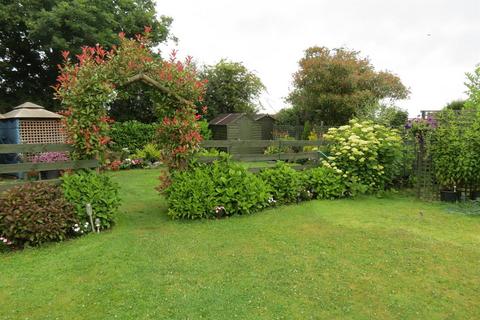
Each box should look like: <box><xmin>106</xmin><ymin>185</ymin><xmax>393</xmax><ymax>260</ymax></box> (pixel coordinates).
<box><xmin>323</xmin><ymin>119</ymin><xmax>403</xmax><ymax>192</ymax></box>
<box><xmin>0</xmin><ymin>183</ymin><xmax>78</xmax><ymax>248</ymax></box>
<box><xmin>54</xmin><ymin>28</ymin><xmax>207</xmax><ymax>189</ymax></box>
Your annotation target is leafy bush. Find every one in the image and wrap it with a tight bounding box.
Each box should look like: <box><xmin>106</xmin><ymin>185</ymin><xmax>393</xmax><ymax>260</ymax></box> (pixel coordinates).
<box><xmin>61</xmin><ymin>170</ymin><xmax>120</xmax><ymax>231</ymax></box>
<box><xmin>0</xmin><ymin>183</ymin><xmax>77</xmax><ymax>248</ymax></box>
<box><xmin>323</xmin><ymin>119</ymin><xmax>403</xmax><ymax>193</ymax></box>
<box><xmin>430</xmin><ymin>110</ymin><xmax>480</xmax><ymax>190</ymax></box>
<box><xmin>133</xmin><ymin>143</ymin><xmax>161</xmax><ymax>164</ymax></box>
<box><xmin>198</xmin><ymin>119</ymin><xmax>212</xmax><ymax>140</ymax></box>
<box><xmin>303</xmin><ymin>166</ymin><xmax>346</xmax><ymax>199</ymax></box>
<box><xmin>258</xmin><ymin>162</ymin><xmax>303</xmax><ymax>204</ymax></box>
<box><xmin>166</xmin><ymin>157</ymin><xmax>271</xmax><ymax>219</ymax></box>
<box><xmin>264</xmin><ymin>136</ymin><xmax>296</xmax><ymax>155</ymax></box>
<box><xmin>110</xmin><ymin>120</ymin><xmax>157</xmax><ymax>152</ymax></box>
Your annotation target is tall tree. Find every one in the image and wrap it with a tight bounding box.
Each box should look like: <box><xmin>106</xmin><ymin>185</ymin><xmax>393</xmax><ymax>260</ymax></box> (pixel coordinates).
<box><xmin>287</xmin><ymin>46</ymin><xmax>409</xmax><ymax>126</ymax></box>
<box><xmin>199</xmin><ymin>59</ymin><xmax>265</xmax><ymax>120</ymax></box>
<box><xmin>0</xmin><ymin>0</ymin><xmax>172</xmax><ymax>113</ymax></box>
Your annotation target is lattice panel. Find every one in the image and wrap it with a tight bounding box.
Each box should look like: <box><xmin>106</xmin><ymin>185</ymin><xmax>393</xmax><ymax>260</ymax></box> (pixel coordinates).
<box><xmin>19</xmin><ymin>120</ymin><xmax>66</xmax><ymax>144</ymax></box>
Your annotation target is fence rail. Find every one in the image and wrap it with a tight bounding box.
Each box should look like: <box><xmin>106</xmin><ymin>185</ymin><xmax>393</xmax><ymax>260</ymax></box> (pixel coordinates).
<box><xmin>198</xmin><ymin>140</ymin><xmax>324</xmax><ymax>173</ymax></box>
<box><xmin>0</xmin><ymin>143</ymin><xmax>98</xmax><ymax>193</ymax></box>
<box><xmin>200</xmin><ymin>139</ymin><xmax>325</xmax><ymax>149</ymax></box>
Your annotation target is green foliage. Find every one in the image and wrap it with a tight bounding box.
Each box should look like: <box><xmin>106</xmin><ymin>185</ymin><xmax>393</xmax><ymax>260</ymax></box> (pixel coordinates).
<box><xmin>166</xmin><ymin>159</ymin><xmax>271</xmax><ymax>219</ymax></box>
<box><xmin>110</xmin><ymin>120</ymin><xmax>157</xmax><ymax>152</ymax></box>
<box><xmin>258</xmin><ymin>162</ymin><xmax>303</xmax><ymax>204</ymax></box>
<box><xmin>303</xmin><ymin>166</ymin><xmax>346</xmax><ymax>199</ymax></box>
<box><xmin>323</xmin><ymin>119</ymin><xmax>403</xmax><ymax>192</ymax></box>
<box><xmin>198</xmin><ymin>119</ymin><xmax>212</xmax><ymax>140</ymax></box>
<box><xmin>430</xmin><ymin>110</ymin><xmax>480</xmax><ymax>190</ymax></box>
<box><xmin>133</xmin><ymin>143</ymin><xmax>161</xmax><ymax>163</ymax></box>
<box><xmin>361</xmin><ymin>104</ymin><xmax>409</xmax><ymax>129</ymax></box>
<box><xmin>0</xmin><ymin>0</ymin><xmax>172</xmax><ymax>113</ymax></box>
<box><xmin>61</xmin><ymin>170</ymin><xmax>121</xmax><ymax>231</ymax></box>
<box><xmin>264</xmin><ymin>135</ymin><xmax>295</xmax><ymax>155</ymax></box>
<box><xmin>275</xmin><ymin>107</ymin><xmax>300</xmax><ymax>126</ymax></box>
<box><xmin>0</xmin><ymin>183</ymin><xmax>77</xmax><ymax>248</ymax></box>
<box><xmin>199</xmin><ymin>59</ymin><xmax>265</xmax><ymax>120</ymax></box>
<box><xmin>287</xmin><ymin>46</ymin><xmax>409</xmax><ymax>126</ymax></box>
<box><xmin>465</xmin><ymin>64</ymin><xmax>480</xmax><ymax>110</ymax></box>
<box><xmin>444</xmin><ymin>99</ymin><xmax>466</xmax><ymax>111</ymax></box>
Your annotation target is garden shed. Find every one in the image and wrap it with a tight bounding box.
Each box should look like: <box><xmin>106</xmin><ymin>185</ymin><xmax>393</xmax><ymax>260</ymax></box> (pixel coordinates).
<box><xmin>209</xmin><ymin>113</ymin><xmax>262</xmax><ymax>153</ymax></box>
<box><xmin>254</xmin><ymin>114</ymin><xmax>276</xmax><ymax>140</ymax></box>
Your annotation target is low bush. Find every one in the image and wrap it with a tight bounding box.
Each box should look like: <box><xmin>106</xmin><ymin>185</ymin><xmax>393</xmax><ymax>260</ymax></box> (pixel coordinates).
<box><xmin>303</xmin><ymin>166</ymin><xmax>346</xmax><ymax>199</ymax></box>
<box><xmin>110</xmin><ymin>120</ymin><xmax>157</xmax><ymax>152</ymax></box>
<box><xmin>0</xmin><ymin>183</ymin><xmax>77</xmax><ymax>248</ymax></box>
<box><xmin>61</xmin><ymin>170</ymin><xmax>121</xmax><ymax>232</ymax></box>
<box><xmin>133</xmin><ymin>143</ymin><xmax>161</xmax><ymax>164</ymax></box>
<box><xmin>258</xmin><ymin>162</ymin><xmax>303</xmax><ymax>204</ymax></box>
<box><xmin>166</xmin><ymin>157</ymin><xmax>271</xmax><ymax>219</ymax></box>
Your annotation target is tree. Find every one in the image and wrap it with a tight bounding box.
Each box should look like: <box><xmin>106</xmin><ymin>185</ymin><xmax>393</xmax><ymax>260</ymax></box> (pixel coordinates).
<box><xmin>199</xmin><ymin>59</ymin><xmax>265</xmax><ymax>120</ymax></box>
<box><xmin>444</xmin><ymin>99</ymin><xmax>466</xmax><ymax>111</ymax></box>
<box><xmin>287</xmin><ymin>46</ymin><xmax>409</xmax><ymax>126</ymax></box>
<box><xmin>0</xmin><ymin>0</ymin><xmax>172</xmax><ymax>113</ymax></box>
<box><xmin>465</xmin><ymin>64</ymin><xmax>480</xmax><ymax>110</ymax></box>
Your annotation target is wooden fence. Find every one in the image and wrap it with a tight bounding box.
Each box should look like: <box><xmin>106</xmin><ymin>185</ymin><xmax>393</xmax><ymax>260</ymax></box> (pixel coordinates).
<box><xmin>199</xmin><ymin>139</ymin><xmax>326</xmax><ymax>173</ymax></box>
<box><xmin>0</xmin><ymin>143</ymin><xmax>98</xmax><ymax>192</ymax></box>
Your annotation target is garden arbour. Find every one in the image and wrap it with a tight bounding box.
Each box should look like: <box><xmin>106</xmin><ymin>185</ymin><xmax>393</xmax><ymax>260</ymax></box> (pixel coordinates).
<box><xmin>54</xmin><ymin>28</ymin><xmax>208</xmax><ymax>186</ymax></box>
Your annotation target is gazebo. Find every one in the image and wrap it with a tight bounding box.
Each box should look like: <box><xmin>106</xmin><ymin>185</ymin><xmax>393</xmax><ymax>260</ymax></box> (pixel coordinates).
<box><xmin>0</xmin><ymin>102</ymin><xmax>64</xmax><ymax>145</ymax></box>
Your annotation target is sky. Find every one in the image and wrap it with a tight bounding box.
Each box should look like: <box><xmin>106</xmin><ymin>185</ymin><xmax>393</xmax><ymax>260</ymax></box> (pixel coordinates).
<box><xmin>155</xmin><ymin>0</ymin><xmax>480</xmax><ymax>117</ymax></box>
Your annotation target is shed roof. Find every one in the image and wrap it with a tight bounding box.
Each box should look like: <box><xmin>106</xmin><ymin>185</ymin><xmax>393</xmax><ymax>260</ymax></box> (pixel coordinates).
<box><xmin>2</xmin><ymin>102</ymin><xmax>62</xmax><ymax>119</ymax></box>
<box><xmin>209</xmin><ymin>113</ymin><xmax>247</xmax><ymax>125</ymax></box>
<box><xmin>253</xmin><ymin>114</ymin><xmax>276</xmax><ymax>121</ymax></box>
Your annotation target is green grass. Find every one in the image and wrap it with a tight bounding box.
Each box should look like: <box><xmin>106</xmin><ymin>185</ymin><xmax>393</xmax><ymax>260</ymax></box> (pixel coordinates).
<box><xmin>1</xmin><ymin>169</ymin><xmax>480</xmax><ymax>319</ymax></box>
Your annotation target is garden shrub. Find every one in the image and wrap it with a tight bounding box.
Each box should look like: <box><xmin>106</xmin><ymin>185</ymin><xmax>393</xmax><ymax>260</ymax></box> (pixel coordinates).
<box><xmin>110</xmin><ymin>120</ymin><xmax>157</xmax><ymax>152</ymax></box>
<box><xmin>61</xmin><ymin>170</ymin><xmax>121</xmax><ymax>232</ymax></box>
<box><xmin>323</xmin><ymin>119</ymin><xmax>403</xmax><ymax>193</ymax></box>
<box><xmin>258</xmin><ymin>162</ymin><xmax>303</xmax><ymax>204</ymax></box>
<box><xmin>303</xmin><ymin>166</ymin><xmax>346</xmax><ymax>199</ymax></box>
<box><xmin>430</xmin><ymin>109</ymin><xmax>480</xmax><ymax>191</ymax></box>
<box><xmin>166</xmin><ymin>157</ymin><xmax>271</xmax><ymax>219</ymax></box>
<box><xmin>133</xmin><ymin>143</ymin><xmax>161</xmax><ymax>164</ymax></box>
<box><xmin>0</xmin><ymin>183</ymin><xmax>77</xmax><ymax>248</ymax></box>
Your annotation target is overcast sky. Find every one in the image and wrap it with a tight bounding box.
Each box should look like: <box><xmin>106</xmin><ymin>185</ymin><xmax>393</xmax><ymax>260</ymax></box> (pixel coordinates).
<box><xmin>156</xmin><ymin>0</ymin><xmax>479</xmax><ymax>116</ymax></box>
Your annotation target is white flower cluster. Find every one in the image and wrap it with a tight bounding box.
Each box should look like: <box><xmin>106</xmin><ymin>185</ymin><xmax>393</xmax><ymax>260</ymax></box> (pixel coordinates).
<box><xmin>267</xmin><ymin>197</ymin><xmax>277</xmax><ymax>204</ymax></box>
<box><xmin>72</xmin><ymin>221</ymin><xmax>90</xmax><ymax>234</ymax></box>
<box><xmin>214</xmin><ymin>206</ymin><xmax>226</xmax><ymax>215</ymax></box>
<box><xmin>0</xmin><ymin>236</ymin><xmax>12</xmax><ymax>246</ymax></box>
<box><xmin>322</xmin><ymin>119</ymin><xmax>402</xmax><ymax>189</ymax></box>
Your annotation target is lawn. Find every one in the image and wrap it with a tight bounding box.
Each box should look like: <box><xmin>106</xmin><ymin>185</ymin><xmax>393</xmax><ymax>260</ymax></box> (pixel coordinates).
<box><xmin>1</xmin><ymin>169</ymin><xmax>480</xmax><ymax>319</ymax></box>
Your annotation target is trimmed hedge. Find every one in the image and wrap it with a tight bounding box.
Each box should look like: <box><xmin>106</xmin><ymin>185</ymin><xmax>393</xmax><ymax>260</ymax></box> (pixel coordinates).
<box><xmin>110</xmin><ymin>120</ymin><xmax>157</xmax><ymax>152</ymax></box>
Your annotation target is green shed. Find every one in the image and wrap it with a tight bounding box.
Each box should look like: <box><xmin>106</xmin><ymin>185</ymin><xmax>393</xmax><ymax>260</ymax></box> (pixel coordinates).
<box><xmin>254</xmin><ymin>114</ymin><xmax>276</xmax><ymax>140</ymax></box>
<box><xmin>209</xmin><ymin>113</ymin><xmax>262</xmax><ymax>154</ymax></box>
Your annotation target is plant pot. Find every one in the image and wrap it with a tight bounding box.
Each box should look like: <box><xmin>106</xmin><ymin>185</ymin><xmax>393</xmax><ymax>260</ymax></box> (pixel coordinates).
<box><xmin>470</xmin><ymin>191</ymin><xmax>480</xmax><ymax>201</ymax></box>
<box><xmin>440</xmin><ymin>190</ymin><xmax>461</xmax><ymax>202</ymax></box>
<box><xmin>40</xmin><ymin>170</ymin><xmax>60</xmax><ymax>180</ymax></box>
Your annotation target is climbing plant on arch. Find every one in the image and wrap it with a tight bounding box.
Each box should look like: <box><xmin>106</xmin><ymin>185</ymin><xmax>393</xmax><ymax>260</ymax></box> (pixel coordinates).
<box><xmin>54</xmin><ymin>29</ymin><xmax>207</xmax><ymax>186</ymax></box>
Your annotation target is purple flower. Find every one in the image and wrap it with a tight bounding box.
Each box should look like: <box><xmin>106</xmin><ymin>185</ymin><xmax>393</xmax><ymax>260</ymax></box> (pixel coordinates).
<box><xmin>32</xmin><ymin>152</ymin><xmax>69</xmax><ymax>163</ymax></box>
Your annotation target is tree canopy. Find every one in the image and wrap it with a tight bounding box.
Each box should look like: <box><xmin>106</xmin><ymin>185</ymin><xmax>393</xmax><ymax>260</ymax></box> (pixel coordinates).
<box><xmin>199</xmin><ymin>59</ymin><xmax>265</xmax><ymax>120</ymax></box>
<box><xmin>0</xmin><ymin>0</ymin><xmax>172</xmax><ymax>113</ymax></box>
<box><xmin>286</xmin><ymin>46</ymin><xmax>409</xmax><ymax>126</ymax></box>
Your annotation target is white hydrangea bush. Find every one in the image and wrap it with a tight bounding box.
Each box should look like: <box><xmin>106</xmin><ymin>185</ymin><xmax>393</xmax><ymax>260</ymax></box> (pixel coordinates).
<box><xmin>323</xmin><ymin>119</ymin><xmax>403</xmax><ymax>192</ymax></box>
